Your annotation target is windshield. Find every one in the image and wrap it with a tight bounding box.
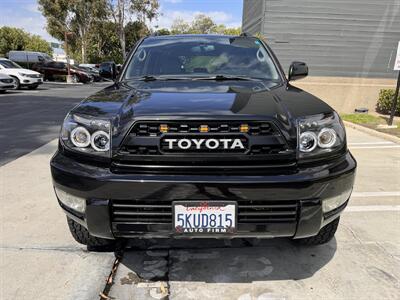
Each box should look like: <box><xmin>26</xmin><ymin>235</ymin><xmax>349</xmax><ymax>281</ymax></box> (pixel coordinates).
<box><xmin>125</xmin><ymin>36</ymin><xmax>281</xmax><ymax>81</ymax></box>
<box><xmin>0</xmin><ymin>60</ymin><xmax>22</xmax><ymax>69</ymax></box>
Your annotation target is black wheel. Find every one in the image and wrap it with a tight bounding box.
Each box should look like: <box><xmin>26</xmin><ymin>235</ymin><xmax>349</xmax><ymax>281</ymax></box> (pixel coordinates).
<box><xmin>11</xmin><ymin>76</ymin><xmax>20</xmax><ymax>89</ymax></box>
<box><xmin>71</xmin><ymin>74</ymin><xmax>79</xmax><ymax>83</ymax></box>
<box><xmin>67</xmin><ymin>217</ymin><xmax>115</xmax><ymax>250</ymax></box>
<box><xmin>294</xmin><ymin>217</ymin><xmax>340</xmax><ymax>245</ymax></box>
<box><xmin>28</xmin><ymin>84</ymin><xmax>38</xmax><ymax>90</ymax></box>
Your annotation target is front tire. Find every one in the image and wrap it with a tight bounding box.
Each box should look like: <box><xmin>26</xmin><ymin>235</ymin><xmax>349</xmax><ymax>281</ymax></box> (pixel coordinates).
<box><xmin>11</xmin><ymin>76</ymin><xmax>20</xmax><ymax>89</ymax></box>
<box><xmin>67</xmin><ymin>217</ymin><xmax>115</xmax><ymax>250</ymax></box>
<box><xmin>294</xmin><ymin>217</ymin><xmax>340</xmax><ymax>245</ymax></box>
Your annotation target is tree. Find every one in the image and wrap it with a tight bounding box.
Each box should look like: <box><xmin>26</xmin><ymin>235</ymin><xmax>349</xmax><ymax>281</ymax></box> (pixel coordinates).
<box><xmin>25</xmin><ymin>34</ymin><xmax>53</xmax><ymax>54</ymax></box>
<box><xmin>125</xmin><ymin>21</ymin><xmax>150</xmax><ymax>51</ymax></box>
<box><xmin>108</xmin><ymin>0</ymin><xmax>159</xmax><ymax>60</ymax></box>
<box><xmin>155</xmin><ymin>28</ymin><xmax>170</xmax><ymax>36</ymax></box>
<box><xmin>190</xmin><ymin>14</ymin><xmax>216</xmax><ymax>34</ymax></box>
<box><xmin>38</xmin><ymin>0</ymin><xmax>107</xmax><ymax>63</ymax></box>
<box><xmin>169</xmin><ymin>15</ymin><xmax>241</xmax><ymax>35</ymax></box>
<box><xmin>170</xmin><ymin>18</ymin><xmax>191</xmax><ymax>34</ymax></box>
<box><xmin>0</xmin><ymin>26</ymin><xmax>52</xmax><ymax>56</ymax></box>
<box><xmin>0</xmin><ymin>27</ymin><xmax>28</xmax><ymax>55</ymax></box>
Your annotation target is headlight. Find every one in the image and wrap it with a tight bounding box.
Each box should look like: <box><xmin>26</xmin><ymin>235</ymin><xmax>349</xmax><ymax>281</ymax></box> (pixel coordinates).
<box><xmin>60</xmin><ymin>113</ymin><xmax>111</xmax><ymax>157</ymax></box>
<box><xmin>19</xmin><ymin>73</ymin><xmax>30</xmax><ymax>77</ymax></box>
<box><xmin>297</xmin><ymin>112</ymin><xmax>345</xmax><ymax>159</ymax></box>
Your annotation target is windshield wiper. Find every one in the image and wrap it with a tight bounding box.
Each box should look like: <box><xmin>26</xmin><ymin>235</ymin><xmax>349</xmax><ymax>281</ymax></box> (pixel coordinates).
<box><xmin>138</xmin><ymin>75</ymin><xmax>193</xmax><ymax>82</ymax></box>
<box><xmin>192</xmin><ymin>75</ymin><xmax>256</xmax><ymax>81</ymax></box>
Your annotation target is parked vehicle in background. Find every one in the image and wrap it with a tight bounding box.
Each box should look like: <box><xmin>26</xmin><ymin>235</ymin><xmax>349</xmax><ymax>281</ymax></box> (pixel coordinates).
<box><xmin>0</xmin><ymin>73</ymin><xmax>16</xmax><ymax>93</ymax></box>
<box><xmin>8</xmin><ymin>51</ymin><xmax>53</xmax><ymax>69</ymax></box>
<box><xmin>0</xmin><ymin>58</ymin><xmax>43</xmax><ymax>89</ymax></box>
<box><xmin>99</xmin><ymin>61</ymin><xmax>117</xmax><ymax>80</ymax></box>
<box><xmin>32</xmin><ymin>61</ymin><xmax>94</xmax><ymax>83</ymax></box>
<box><xmin>79</xmin><ymin>64</ymin><xmax>98</xmax><ymax>69</ymax></box>
<box><xmin>78</xmin><ymin>66</ymin><xmax>102</xmax><ymax>82</ymax></box>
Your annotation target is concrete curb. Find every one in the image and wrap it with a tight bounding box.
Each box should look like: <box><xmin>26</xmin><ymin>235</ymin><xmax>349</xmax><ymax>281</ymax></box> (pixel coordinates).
<box><xmin>43</xmin><ymin>81</ymin><xmax>83</xmax><ymax>85</ymax></box>
<box><xmin>344</xmin><ymin>120</ymin><xmax>400</xmax><ymax>144</ymax></box>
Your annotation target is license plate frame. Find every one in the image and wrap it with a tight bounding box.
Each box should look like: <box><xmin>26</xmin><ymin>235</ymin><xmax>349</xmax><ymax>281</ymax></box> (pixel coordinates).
<box><xmin>172</xmin><ymin>201</ymin><xmax>237</xmax><ymax>235</ymax></box>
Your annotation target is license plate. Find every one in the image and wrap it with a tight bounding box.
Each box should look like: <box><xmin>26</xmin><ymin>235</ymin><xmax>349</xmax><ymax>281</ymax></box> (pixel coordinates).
<box><xmin>173</xmin><ymin>201</ymin><xmax>237</xmax><ymax>234</ymax></box>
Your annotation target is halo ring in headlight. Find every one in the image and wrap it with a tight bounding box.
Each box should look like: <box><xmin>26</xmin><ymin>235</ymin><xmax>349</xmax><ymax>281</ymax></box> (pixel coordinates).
<box><xmin>318</xmin><ymin>128</ymin><xmax>337</xmax><ymax>148</ymax></box>
<box><xmin>70</xmin><ymin>126</ymin><xmax>91</xmax><ymax>148</ymax></box>
<box><xmin>91</xmin><ymin>130</ymin><xmax>110</xmax><ymax>152</ymax></box>
<box><xmin>299</xmin><ymin>131</ymin><xmax>317</xmax><ymax>152</ymax></box>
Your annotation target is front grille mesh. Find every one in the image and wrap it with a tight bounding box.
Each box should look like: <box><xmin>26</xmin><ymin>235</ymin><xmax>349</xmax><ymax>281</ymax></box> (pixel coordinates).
<box><xmin>111</xmin><ymin>200</ymin><xmax>298</xmax><ymax>225</ymax></box>
<box><xmin>130</xmin><ymin>121</ymin><xmax>275</xmax><ymax>137</ymax></box>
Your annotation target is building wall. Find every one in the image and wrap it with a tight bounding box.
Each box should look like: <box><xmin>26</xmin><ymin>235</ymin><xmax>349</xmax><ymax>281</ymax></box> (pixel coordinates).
<box><xmin>243</xmin><ymin>0</ymin><xmax>400</xmax><ymax>78</ymax></box>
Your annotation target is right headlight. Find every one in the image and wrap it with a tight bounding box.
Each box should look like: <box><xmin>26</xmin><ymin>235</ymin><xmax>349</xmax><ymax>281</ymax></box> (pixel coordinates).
<box><xmin>297</xmin><ymin>112</ymin><xmax>346</xmax><ymax>159</ymax></box>
<box><xmin>60</xmin><ymin>113</ymin><xmax>111</xmax><ymax>157</ymax></box>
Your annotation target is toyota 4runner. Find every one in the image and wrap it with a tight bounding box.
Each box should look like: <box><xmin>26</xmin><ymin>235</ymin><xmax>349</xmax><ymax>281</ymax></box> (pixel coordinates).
<box><xmin>50</xmin><ymin>34</ymin><xmax>356</xmax><ymax>249</ymax></box>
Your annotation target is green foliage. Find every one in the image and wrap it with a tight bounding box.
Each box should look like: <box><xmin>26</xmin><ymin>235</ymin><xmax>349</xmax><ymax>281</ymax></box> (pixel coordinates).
<box><xmin>125</xmin><ymin>21</ymin><xmax>150</xmax><ymax>51</ymax></box>
<box><xmin>170</xmin><ymin>15</ymin><xmax>241</xmax><ymax>35</ymax></box>
<box><xmin>377</xmin><ymin>89</ymin><xmax>400</xmax><ymax>116</ymax></box>
<box><xmin>341</xmin><ymin>114</ymin><xmax>383</xmax><ymax>124</ymax></box>
<box><xmin>191</xmin><ymin>14</ymin><xmax>215</xmax><ymax>34</ymax></box>
<box><xmin>155</xmin><ymin>28</ymin><xmax>170</xmax><ymax>36</ymax></box>
<box><xmin>25</xmin><ymin>34</ymin><xmax>53</xmax><ymax>54</ymax></box>
<box><xmin>0</xmin><ymin>26</ymin><xmax>52</xmax><ymax>56</ymax></box>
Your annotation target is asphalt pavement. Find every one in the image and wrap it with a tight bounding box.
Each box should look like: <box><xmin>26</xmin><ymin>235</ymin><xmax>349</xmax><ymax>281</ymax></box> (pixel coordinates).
<box><xmin>0</xmin><ymin>82</ymin><xmax>111</xmax><ymax>166</ymax></box>
<box><xmin>0</xmin><ymin>84</ymin><xmax>399</xmax><ymax>300</ymax></box>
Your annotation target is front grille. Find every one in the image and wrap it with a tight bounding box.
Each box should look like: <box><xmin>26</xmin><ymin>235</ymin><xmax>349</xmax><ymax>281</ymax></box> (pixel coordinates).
<box><xmin>26</xmin><ymin>74</ymin><xmax>42</xmax><ymax>78</ymax></box>
<box><xmin>111</xmin><ymin>200</ymin><xmax>298</xmax><ymax>225</ymax></box>
<box><xmin>130</xmin><ymin>121</ymin><xmax>275</xmax><ymax>137</ymax></box>
<box><xmin>114</xmin><ymin>120</ymin><xmax>295</xmax><ymax>174</ymax></box>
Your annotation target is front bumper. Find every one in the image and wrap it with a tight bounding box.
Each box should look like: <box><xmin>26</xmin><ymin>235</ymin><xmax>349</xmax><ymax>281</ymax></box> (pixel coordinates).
<box><xmin>51</xmin><ymin>151</ymin><xmax>356</xmax><ymax>240</ymax></box>
<box><xmin>20</xmin><ymin>77</ymin><xmax>43</xmax><ymax>86</ymax></box>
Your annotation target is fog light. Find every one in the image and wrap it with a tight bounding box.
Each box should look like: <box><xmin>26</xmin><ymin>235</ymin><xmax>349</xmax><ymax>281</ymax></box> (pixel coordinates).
<box><xmin>322</xmin><ymin>188</ymin><xmax>352</xmax><ymax>213</ymax></box>
<box><xmin>55</xmin><ymin>187</ymin><xmax>86</xmax><ymax>213</ymax></box>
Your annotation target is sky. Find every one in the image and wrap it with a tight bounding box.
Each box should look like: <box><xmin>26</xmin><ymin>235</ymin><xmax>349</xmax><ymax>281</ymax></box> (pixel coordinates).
<box><xmin>0</xmin><ymin>0</ymin><xmax>244</xmax><ymax>44</ymax></box>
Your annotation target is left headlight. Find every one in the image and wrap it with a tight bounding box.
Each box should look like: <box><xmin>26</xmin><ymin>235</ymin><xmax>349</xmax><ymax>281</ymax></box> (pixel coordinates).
<box><xmin>297</xmin><ymin>112</ymin><xmax>346</xmax><ymax>159</ymax></box>
<box><xmin>60</xmin><ymin>113</ymin><xmax>111</xmax><ymax>157</ymax></box>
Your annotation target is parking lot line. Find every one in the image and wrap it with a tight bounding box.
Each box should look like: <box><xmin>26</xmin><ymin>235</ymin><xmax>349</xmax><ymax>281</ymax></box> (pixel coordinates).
<box><xmin>346</xmin><ymin>205</ymin><xmax>400</xmax><ymax>212</ymax></box>
<box><xmin>352</xmin><ymin>191</ymin><xmax>400</xmax><ymax>197</ymax></box>
<box><xmin>348</xmin><ymin>142</ymin><xmax>394</xmax><ymax>145</ymax></box>
<box><xmin>350</xmin><ymin>145</ymin><xmax>400</xmax><ymax>149</ymax></box>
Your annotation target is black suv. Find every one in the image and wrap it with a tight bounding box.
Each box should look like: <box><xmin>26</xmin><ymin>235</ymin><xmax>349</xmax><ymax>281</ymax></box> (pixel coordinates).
<box><xmin>51</xmin><ymin>34</ymin><xmax>356</xmax><ymax>249</ymax></box>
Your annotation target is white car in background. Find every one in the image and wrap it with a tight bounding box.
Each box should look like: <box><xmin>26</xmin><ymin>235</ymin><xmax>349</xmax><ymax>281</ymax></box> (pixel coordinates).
<box><xmin>0</xmin><ymin>73</ymin><xmax>16</xmax><ymax>93</ymax></box>
<box><xmin>0</xmin><ymin>58</ymin><xmax>43</xmax><ymax>89</ymax></box>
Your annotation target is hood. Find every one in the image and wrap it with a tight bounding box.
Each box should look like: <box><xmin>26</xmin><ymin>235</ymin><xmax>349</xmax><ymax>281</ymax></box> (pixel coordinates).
<box><xmin>72</xmin><ymin>80</ymin><xmax>334</xmax><ymax>149</ymax></box>
<box><xmin>73</xmin><ymin>80</ymin><xmax>333</xmax><ymax>120</ymax></box>
<box><xmin>1</xmin><ymin>68</ymin><xmax>41</xmax><ymax>75</ymax></box>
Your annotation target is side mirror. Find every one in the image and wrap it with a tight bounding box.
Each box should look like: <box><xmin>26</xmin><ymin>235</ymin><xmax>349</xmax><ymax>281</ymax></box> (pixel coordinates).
<box><xmin>288</xmin><ymin>61</ymin><xmax>308</xmax><ymax>81</ymax></box>
<box><xmin>99</xmin><ymin>63</ymin><xmax>116</xmax><ymax>80</ymax></box>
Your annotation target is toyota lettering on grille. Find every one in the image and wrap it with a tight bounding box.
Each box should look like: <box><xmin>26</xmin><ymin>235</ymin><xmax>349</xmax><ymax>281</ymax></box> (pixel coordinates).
<box><xmin>165</xmin><ymin>138</ymin><xmax>245</xmax><ymax>150</ymax></box>
<box><xmin>160</xmin><ymin>135</ymin><xmax>249</xmax><ymax>153</ymax></box>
